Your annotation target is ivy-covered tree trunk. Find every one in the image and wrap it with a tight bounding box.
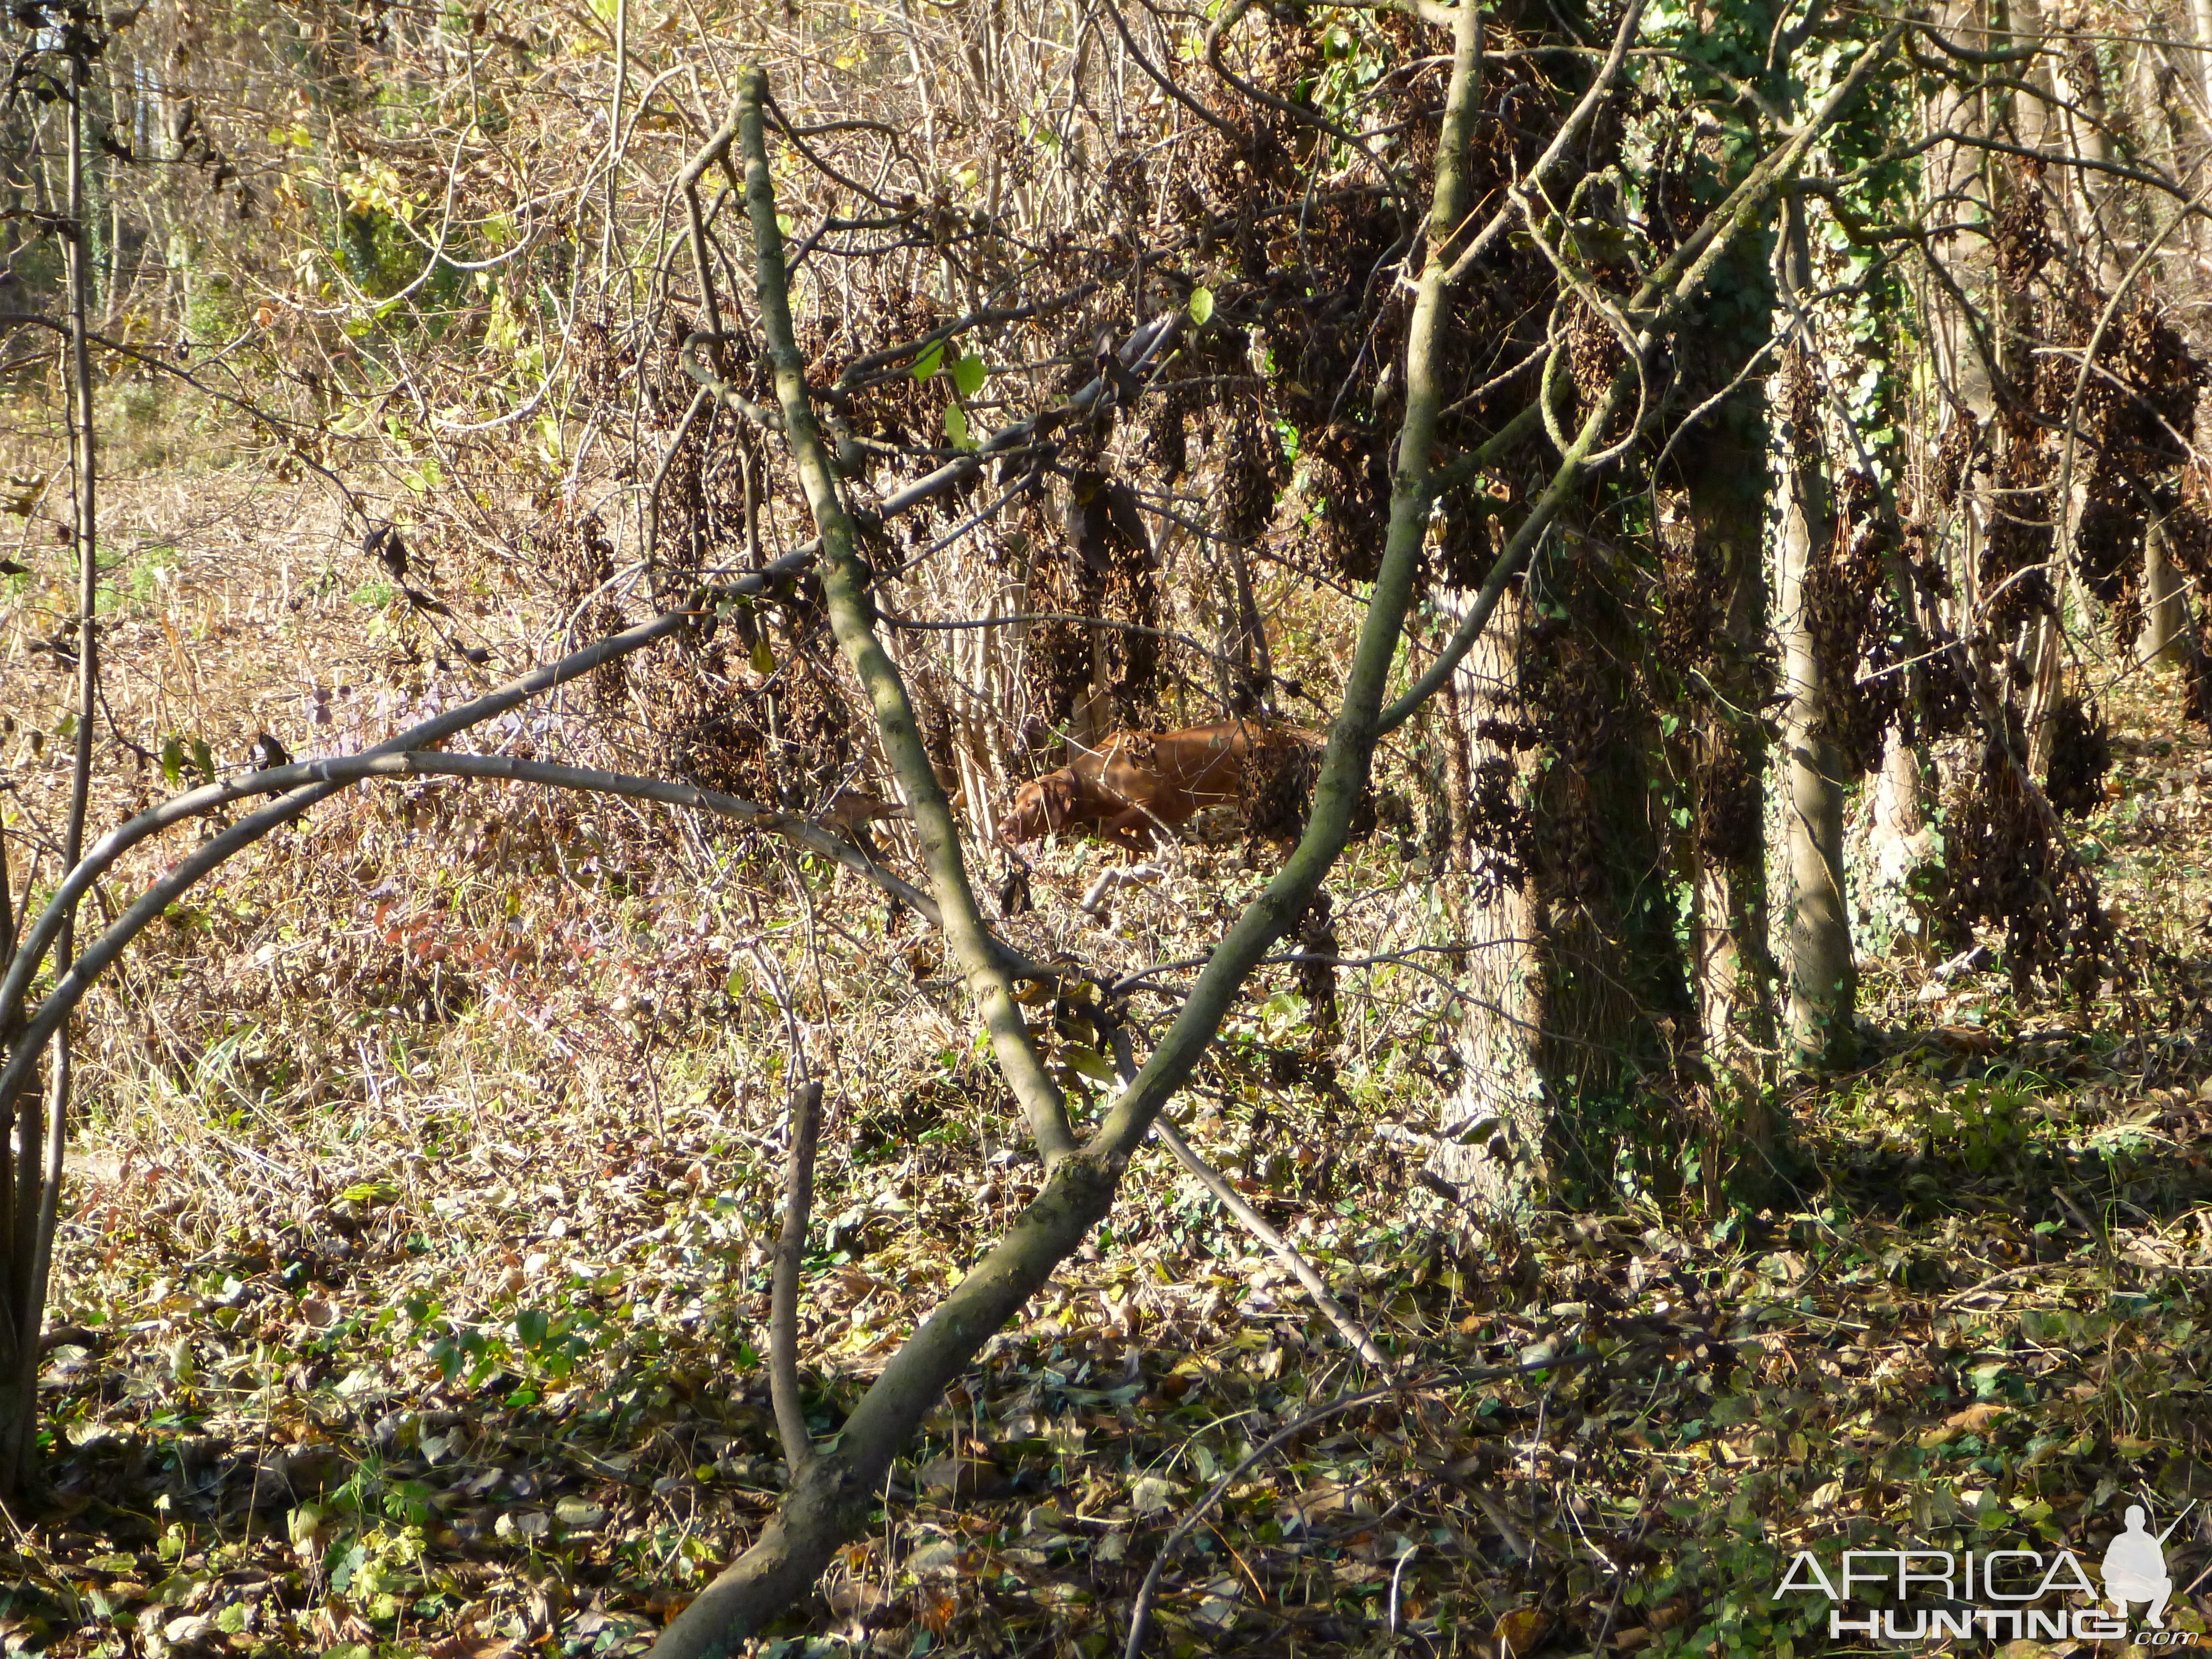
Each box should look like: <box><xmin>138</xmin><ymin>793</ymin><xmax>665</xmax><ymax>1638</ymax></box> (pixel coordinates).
<box><xmin>1681</xmin><ymin>442</ymin><xmax>1780</xmax><ymax>1172</ymax></box>
<box><xmin>1526</xmin><ymin>523</ymin><xmax>1699</xmax><ymax>1197</ymax></box>
<box><xmin>1665</xmin><ymin>57</ymin><xmax>1786</xmax><ymax>1171</ymax></box>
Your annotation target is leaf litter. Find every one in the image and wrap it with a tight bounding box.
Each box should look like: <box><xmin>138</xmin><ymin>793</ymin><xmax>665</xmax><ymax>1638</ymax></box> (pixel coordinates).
<box><xmin>3</xmin><ymin>481</ymin><xmax>2212</xmax><ymax>1657</ymax></box>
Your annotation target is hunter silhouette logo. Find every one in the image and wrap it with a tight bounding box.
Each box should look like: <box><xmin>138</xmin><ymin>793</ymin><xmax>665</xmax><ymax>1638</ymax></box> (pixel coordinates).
<box><xmin>2103</xmin><ymin>1504</ymin><xmax>2184</xmax><ymax>1630</ymax></box>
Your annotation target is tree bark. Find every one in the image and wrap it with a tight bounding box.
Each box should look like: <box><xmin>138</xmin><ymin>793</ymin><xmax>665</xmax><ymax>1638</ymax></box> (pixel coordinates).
<box><xmin>1430</xmin><ymin>586</ymin><xmax>1545</xmax><ymax>1215</ymax></box>
<box><xmin>1684</xmin><ymin>462</ymin><xmax>1779</xmax><ymax>1170</ymax></box>
<box><xmin>1773</xmin><ymin>204</ymin><xmax>1855</xmax><ymax>1067</ymax></box>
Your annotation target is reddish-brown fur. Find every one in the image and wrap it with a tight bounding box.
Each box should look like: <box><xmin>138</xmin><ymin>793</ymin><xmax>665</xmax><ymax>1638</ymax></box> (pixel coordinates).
<box><xmin>997</xmin><ymin>721</ymin><xmax>1317</xmax><ymax>853</ymax></box>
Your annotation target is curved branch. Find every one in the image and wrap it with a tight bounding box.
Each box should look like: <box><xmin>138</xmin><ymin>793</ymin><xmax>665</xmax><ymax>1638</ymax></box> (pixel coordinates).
<box><xmin>0</xmin><ymin>567</ymin><xmax>807</xmax><ymax>1099</ymax></box>
<box><xmin>0</xmin><ymin>744</ymin><xmax>1065</xmax><ymax>1126</ymax></box>
<box><xmin>1089</xmin><ymin>0</ymin><xmax>1485</xmax><ymax>1167</ymax></box>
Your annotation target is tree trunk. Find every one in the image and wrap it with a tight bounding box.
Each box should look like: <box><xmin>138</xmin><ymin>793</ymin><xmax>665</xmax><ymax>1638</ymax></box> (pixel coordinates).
<box><xmin>2143</xmin><ymin>519</ymin><xmax>2187</xmax><ymax>664</ymax></box>
<box><xmin>1683</xmin><ymin>462</ymin><xmax>1779</xmax><ymax>1174</ymax></box>
<box><xmin>1431</xmin><ymin>587</ymin><xmax>1545</xmax><ymax>1215</ymax></box>
<box><xmin>1865</xmin><ymin>729</ymin><xmax>1936</xmax><ymax>956</ymax></box>
<box><xmin>1</xmin><ymin>44</ymin><xmax>98</xmax><ymax>1493</ymax></box>
<box><xmin>1773</xmin><ymin>206</ymin><xmax>1855</xmax><ymax>1067</ymax></box>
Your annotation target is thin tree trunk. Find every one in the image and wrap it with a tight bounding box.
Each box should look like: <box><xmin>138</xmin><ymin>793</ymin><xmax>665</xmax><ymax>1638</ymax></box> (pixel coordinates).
<box><xmin>4</xmin><ymin>45</ymin><xmax>98</xmax><ymax>1491</ymax></box>
<box><xmin>1772</xmin><ymin>203</ymin><xmax>1855</xmax><ymax>1067</ymax></box>
<box><xmin>2144</xmin><ymin>518</ymin><xmax>2187</xmax><ymax>664</ymax></box>
<box><xmin>2005</xmin><ymin>0</ymin><xmax>2071</xmax><ymax>780</ymax></box>
<box><xmin>1438</xmin><ymin>668</ymin><xmax>1473</xmax><ymax>873</ymax></box>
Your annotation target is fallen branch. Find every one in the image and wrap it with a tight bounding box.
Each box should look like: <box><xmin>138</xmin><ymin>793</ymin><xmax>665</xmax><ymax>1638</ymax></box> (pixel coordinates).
<box><xmin>1105</xmin><ymin>1022</ymin><xmax>1390</xmax><ymax>1370</ymax></box>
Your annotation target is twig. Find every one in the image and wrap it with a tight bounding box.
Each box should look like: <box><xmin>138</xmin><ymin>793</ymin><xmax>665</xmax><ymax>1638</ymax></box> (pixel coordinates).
<box><xmin>1153</xmin><ymin>1118</ymin><xmax>1392</xmax><ymax>1371</ymax></box>
<box><xmin>1083</xmin><ymin>864</ymin><xmax>1166</xmax><ymax>917</ymax></box>
<box><xmin>1938</xmin><ymin>1261</ymin><xmax>2059</xmax><ymax>1310</ymax></box>
<box><xmin>771</xmin><ymin>1079</ymin><xmax>823</xmax><ymax>1475</ymax></box>
<box><xmin>1386</xmin><ymin>1541</ymin><xmax>1421</xmax><ymax>1636</ymax></box>
<box><xmin>2051</xmin><ymin>1185</ymin><xmax>2115</xmax><ymax>1269</ymax></box>
<box><xmin>1586</xmin><ymin>1473</ymin><xmax>1666</xmax><ymax>1652</ymax></box>
<box><xmin>1100</xmin><ymin>1019</ymin><xmax>1388</xmax><ymax>1369</ymax></box>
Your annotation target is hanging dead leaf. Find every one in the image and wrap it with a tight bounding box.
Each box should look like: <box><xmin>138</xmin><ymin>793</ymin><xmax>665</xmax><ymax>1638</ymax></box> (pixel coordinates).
<box><xmin>917</xmin><ymin>1587</ymin><xmax>957</xmax><ymax>1635</ymax></box>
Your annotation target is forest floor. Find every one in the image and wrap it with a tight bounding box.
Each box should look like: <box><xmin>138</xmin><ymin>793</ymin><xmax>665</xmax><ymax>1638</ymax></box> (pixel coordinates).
<box><xmin>4</xmin><ymin>467</ymin><xmax>2212</xmax><ymax>1659</ymax></box>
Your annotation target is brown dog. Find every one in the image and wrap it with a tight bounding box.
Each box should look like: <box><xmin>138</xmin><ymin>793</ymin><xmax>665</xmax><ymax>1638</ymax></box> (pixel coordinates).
<box><xmin>997</xmin><ymin>721</ymin><xmax>1317</xmax><ymax>853</ymax></box>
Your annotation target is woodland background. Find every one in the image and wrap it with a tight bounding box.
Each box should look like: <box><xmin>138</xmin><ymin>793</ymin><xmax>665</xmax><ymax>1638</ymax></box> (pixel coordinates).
<box><xmin>5</xmin><ymin>0</ymin><xmax>2212</xmax><ymax>1651</ymax></box>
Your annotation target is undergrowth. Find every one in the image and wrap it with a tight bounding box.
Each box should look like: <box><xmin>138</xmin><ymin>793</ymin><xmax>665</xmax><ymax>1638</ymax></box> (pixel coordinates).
<box><xmin>3</xmin><ymin>474</ymin><xmax>2212</xmax><ymax>1659</ymax></box>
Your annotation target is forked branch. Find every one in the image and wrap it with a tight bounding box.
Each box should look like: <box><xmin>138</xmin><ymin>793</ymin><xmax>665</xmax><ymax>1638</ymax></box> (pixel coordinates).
<box><xmin>648</xmin><ymin>11</ymin><xmax>1490</xmax><ymax>1645</ymax></box>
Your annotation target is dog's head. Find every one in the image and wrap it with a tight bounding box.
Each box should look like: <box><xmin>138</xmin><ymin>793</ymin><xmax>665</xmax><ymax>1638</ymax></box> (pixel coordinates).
<box><xmin>998</xmin><ymin>773</ymin><xmax>1077</xmax><ymax>844</ymax></box>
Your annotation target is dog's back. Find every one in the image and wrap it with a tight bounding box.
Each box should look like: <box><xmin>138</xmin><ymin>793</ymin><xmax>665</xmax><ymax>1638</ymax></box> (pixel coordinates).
<box><xmin>1000</xmin><ymin>719</ymin><xmax>1320</xmax><ymax>849</ymax></box>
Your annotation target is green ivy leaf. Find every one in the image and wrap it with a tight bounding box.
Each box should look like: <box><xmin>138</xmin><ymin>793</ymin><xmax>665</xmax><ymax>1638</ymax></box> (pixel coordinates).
<box><xmin>952</xmin><ymin>349</ymin><xmax>987</xmax><ymax>398</ymax></box>
<box><xmin>945</xmin><ymin>403</ymin><xmax>973</xmax><ymax>450</ymax></box>
<box><xmin>1188</xmin><ymin>286</ymin><xmax>1215</xmax><ymax>327</ymax></box>
<box><xmin>912</xmin><ymin>340</ymin><xmax>945</xmax><ymax>381</ymax></box>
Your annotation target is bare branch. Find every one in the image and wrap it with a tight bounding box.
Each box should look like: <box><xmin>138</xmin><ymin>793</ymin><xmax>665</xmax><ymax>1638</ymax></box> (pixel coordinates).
<box><xmin>1157</xmin><ymin>1120</ymin><xmax>1392</xmax><ymax>1368</ymax></box>
<box><xmin>771</xmin><ymin>1079</ymin><xmax>824</xmax><ymax>1477</ymax></box>
<box><xmin>730</xmin><ymin>65</ymin><xmax>1081</xmax><ymax>1167</ymax></box>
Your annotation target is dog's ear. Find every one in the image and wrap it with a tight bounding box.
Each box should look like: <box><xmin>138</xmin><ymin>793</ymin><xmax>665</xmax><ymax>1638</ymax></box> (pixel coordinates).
<box><xmin>1042</xmin><ymin>773</ymin><xmax>1077</xmax><ymax>830</ymax></box>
